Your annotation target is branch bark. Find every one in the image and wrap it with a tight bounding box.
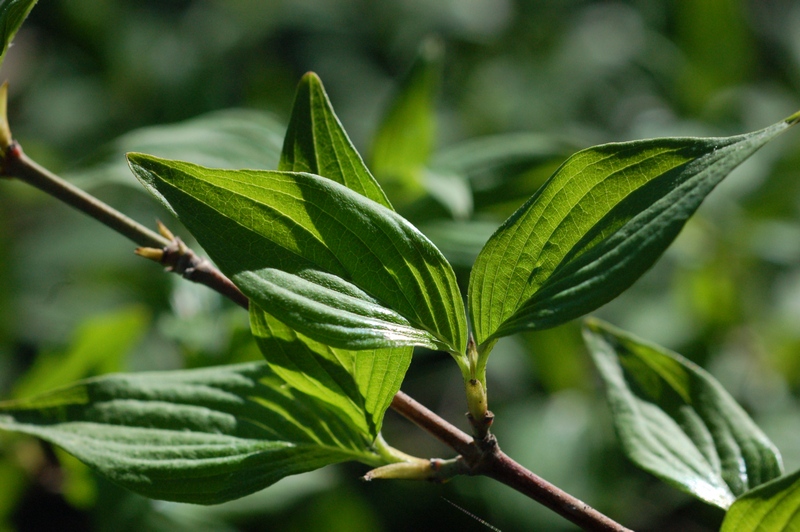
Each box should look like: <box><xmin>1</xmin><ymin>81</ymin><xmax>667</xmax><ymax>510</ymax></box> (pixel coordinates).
<box><xmin>390</xmin><ymin>391</ymin><xmax>632</xmax><ymax>532</ymax></box>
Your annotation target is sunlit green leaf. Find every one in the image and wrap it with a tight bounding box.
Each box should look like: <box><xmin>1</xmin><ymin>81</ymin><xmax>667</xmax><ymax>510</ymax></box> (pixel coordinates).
<box><xmin>250</xmin><ymin>307</ymin><xmax>411</xmax><ymax>438</ymax></box>
<box><xmin>13</xmin><ymin>307</ymin><xmax>149</xmax><ymax>399</ymax></box>
<box><xmin>469</xmin><ymin>114</ymin><xmax>800</xmax><ymax>347</ymax></box>
<box><xmin>280</xmin><ymin>72</ymin><xmax>391</xmax><ymax>209</ymax></box>
<box><xmin>370</xmin><ymin>38</ymin><xmax>442</xmax><ymax>206</ymax></box>
<box><xmin>584</xmin><ymin>318</ymin><xmax>783</xmax><ymax>509</ymax></box>
<box><xmin>0</xmin><ymin>363</ymin><xmax>383</xmax><ymax>504</ymax></box>
<box><xmin>128</xmin><ymin>154</ymin><xmax>467</xmax><ymax>356</ymax></box>
<box><xmin>721</xmin><ymin>468</ymin><xmax>800</xmax><ymax>532</ymax></box>
<box><xmin>0</xmin><ymin>0</ymin><xmax>38</xmax><ymax>69</ymax></box>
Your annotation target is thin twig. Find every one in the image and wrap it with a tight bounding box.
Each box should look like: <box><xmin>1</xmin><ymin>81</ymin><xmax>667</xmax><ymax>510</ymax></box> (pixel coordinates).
<box><xmin>390</xmin><ymin>391</ymin><xmax>477</xmax><ymax>460</ymax></box>
<box><xmin>482</xmin><ymin>451</ymin><xmax>633</xmax><ymax>532</ymax></box>
<box><xmin>1</xmin><ymin>142</ymin><xmax>249</xmax><ymax>310</ymax></box>
<box><xmin>390</xmin><ymin>391</ymin><xmax>632</xmax><ymax>532</ymax></box>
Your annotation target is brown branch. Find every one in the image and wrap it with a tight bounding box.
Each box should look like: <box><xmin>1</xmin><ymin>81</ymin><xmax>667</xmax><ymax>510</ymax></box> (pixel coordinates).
<box><xmin>482</xmin><ymin>450</ymin><xmax>633</xmax><ymax>532</ymax></box>
<box><xmin>1</xmin><ymin>141</ymin><xmax>249</xmax><ymax>310</ymax></box>
<box><xmin>391</xmin><ymin>391</ymin><xmax>478</xmax><ymax>460</ymax></box>
<box><xmin>391</xmin><ymin>391</ymin><xmax>632</xmax><ymax>532</ymax></box>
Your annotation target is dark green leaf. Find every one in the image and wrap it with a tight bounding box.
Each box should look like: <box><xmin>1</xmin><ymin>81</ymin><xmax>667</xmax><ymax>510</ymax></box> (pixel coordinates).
<box><xmin>280</xmin><ymin>72</ymin><xmax>392</xmax><ymax>209</ymax></box>
<box><xmin>0</xmin><ymin>0</ymin><xmax>38</xmax><ymax>68</ymax></box>
<box><xmin>250</xmin><ymin>306</ymin><xmax>412</xmax><ymax>438</ymax></box>
<box><xmin>128</xmin><ymin>154</ymin><xmax>467</xmax><ymax>356</ymax></box>
<box><xmin>0</xmin><ymin>363</ymin><xmax>382</xmax><ymax>504</ymax></box>
<box><xmin>469</xmin><ymin>115</ymin><xmax>800</xmax><ymax>346</ymax></box>
<box><xmin>721</xmin><ymin>468</ymin><xmax>800</xmax><ymax>531</ymax></box>
<box><xmin>584</xmin><ymin>318</ymin><xmax>783</xmax><ymax>509</ymax></box>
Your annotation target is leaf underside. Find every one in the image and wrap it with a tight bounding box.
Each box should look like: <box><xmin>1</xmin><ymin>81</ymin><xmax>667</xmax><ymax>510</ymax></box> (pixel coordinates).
<box><xmin>584</xmin><ymin>318</ymin><xmax>783</xmax><ymax>509</ymax></box>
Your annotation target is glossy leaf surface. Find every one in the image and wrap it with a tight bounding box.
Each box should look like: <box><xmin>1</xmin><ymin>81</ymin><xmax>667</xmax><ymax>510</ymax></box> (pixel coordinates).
<box><xmin>584</xmin><ymin>318</ymin><xmax>782</xmax><ymax>509</ymax></box>
<box><xmin>721</xmin><ymin>468</ymin><xmax>800</xmax><ymax>531</ymax></box>
<box><xmin>0</xmin><ymin>363</ymin><xmax>382</xmax><ymax>504</ymax></box>
<box><xmin>470</xmin><ymin>115</ymin><xmax>799</xmax><ymax>346</ymax></box>
<box><xmin>128</xmin><ymin>155</ymin><xmax>467</xmax><ymax>355</ymax></box>
<box><xmin>250</xmin><ymin>307</ymin><xmax>411</xmax><ymax>438</ymax></box>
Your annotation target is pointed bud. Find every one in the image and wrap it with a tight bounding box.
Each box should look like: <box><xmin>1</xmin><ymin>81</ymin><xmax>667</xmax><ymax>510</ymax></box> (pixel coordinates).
<box><xmin>135</xmin><ymin>247</ymin><xmax>164</xmax><ymax>262</ymax></box>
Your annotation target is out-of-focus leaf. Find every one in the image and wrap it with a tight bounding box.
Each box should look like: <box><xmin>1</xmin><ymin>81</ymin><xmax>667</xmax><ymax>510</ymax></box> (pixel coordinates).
<box><xmin>721</xmin><ymin>468</ymin><xmax>800</xmax><ymax>532</ymax></box>
<box><xmin>420</xmin><ymin>219</ymin><xmax>497</xmax><ymax>269</ymax></box>
<box><xmin>584</xmin><ymin>318</ymin><xmax>783</xmax><ymax>509</ymax></box>
<box><xmin>70</xmin><ymin>109</ymin><xmax>285</xmax><ymax>188</ymax></box>
<box><xmin>128</xmin><ymin>155</ymin><xmax>467</xmax><ymax>357</ymax></box>
<box><xmin>12</xmin><ymin>306</ymin><xmax>149</xmax><ymax>399</ymax></box>
<box><xmin>422</xmin><ymin>169</ymin><xmax>473</xmax><ymax>220</ymax></box>
<box><xmin>250</xmin><ymin>308</ymin><xmax>411</xmax><ymax>438</ymax></box>
<box><xmin>280</xmin><ymin>72</ymin><xmax>391</xmax><ymax>209</ymax></box>
<box><xmin>370</xmin><ymin>38</ymin><xmax>442</xmax><ymax>206</ymax></box>
<box><xmin>0</xmin><ymin>363</ymin><xmax>383</xmax><ymax>504</ymax></box>
<box><xmin>432</xmin><ymin>132</ymin><xmax>578</xmax><ymax>178</ymax></box>
<box><xmin>0</xmin><ymin>0</ymin><xmax>38</xmax><ymax>69</ymax></box>
<box><xmin>433</xmin><ymin>133</ymin><xmax>577</xmax><ymax>216</ymax></box>
<box><xmin>469</xmin><ymin>114</ymin><xmax>800</xmax><ymax>347</ymax></box>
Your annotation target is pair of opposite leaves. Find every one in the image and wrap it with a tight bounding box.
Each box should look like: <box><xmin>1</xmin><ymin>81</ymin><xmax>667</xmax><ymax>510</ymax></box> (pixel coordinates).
<box><xmin>131</xmin><ymin>74</ymin><xmax>798</xmax><ymax>367</ymax></box>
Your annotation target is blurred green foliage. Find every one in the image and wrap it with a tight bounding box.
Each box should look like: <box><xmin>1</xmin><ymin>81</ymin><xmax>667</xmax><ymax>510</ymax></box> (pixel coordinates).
<box><xmin>1</xmin><ymin>0</ymin><xmax>800</xmax><ymax>530</ymax></box>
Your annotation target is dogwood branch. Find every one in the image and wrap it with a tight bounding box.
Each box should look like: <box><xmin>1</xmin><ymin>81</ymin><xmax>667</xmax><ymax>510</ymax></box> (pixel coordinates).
<box><xmin>1</xmin><ymin>140</ymin><xmax>631</xmax><ymax>532</ymax></box>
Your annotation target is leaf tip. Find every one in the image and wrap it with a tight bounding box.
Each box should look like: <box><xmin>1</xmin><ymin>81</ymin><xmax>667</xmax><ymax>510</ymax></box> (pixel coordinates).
<box><xmin>300</xmin><ymin>71</ymin><xmax>322</xmax><ymax>86</ymax></box>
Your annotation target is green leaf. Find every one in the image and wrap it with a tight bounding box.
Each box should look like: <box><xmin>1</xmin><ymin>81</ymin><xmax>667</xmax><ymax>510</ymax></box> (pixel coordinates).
<box><xmin>420</xmin><ymin>219</ymin><xmax>498</xmax><ymax>269</ymax></box>
<box><xmin>583</xmin><ymin>318</ymin><xmax>783</xmax><ymax>509</ymax></box>
<box><xmin>71</xmin><ymin>109</ymin><xmax>285</xmax><ymax>189</ymax></box>
<box><xmin>721</xmin><ymin>468</ymin><xmax>800</xmax><ymax>532</ymax></box>
<box><xmin>370</xmin><ymin>38</ymin><xmax>442</xmax><ymax>206</ymax></box>
<box><xmin>280</xmin><ymin>72</ymin><xmax>392</xmax><ymax>210</ymax></box>
<box><xmin>250</xmin><ymin>306</ymin><xmax>412</xmax><ymax>438</ymax></box>
<box><xmin>431</xmin><ymin>132</ymin><xmax>578</xmax><ymax>178</ymax></box>
<box><xmin>0</xmin><ymin>0</ymin><xmax>38</xmax><ymax>69</ymax></box>
<box><xmin>432</xmin><ymin>132</ymin><xmax>578</xmax><ymax>215</ymax></box>
<box><xmin>469</xmin><ymin>115</ymin><xmax>800</xmax><ymax>346</ymax></box>
<box><xmin>0</xmin><ymin>363</ymin><xmax>383</xmax><ymax>504</ymax></box>
<box><xmin>13</xmin><ymin>307</ymin><xmax>149</xmax><ymax>399</ymax></box>
<box><xmin>128</xmin><ymin>154</ymin><xmax>467</xmax><ymax>356</ymax></box>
